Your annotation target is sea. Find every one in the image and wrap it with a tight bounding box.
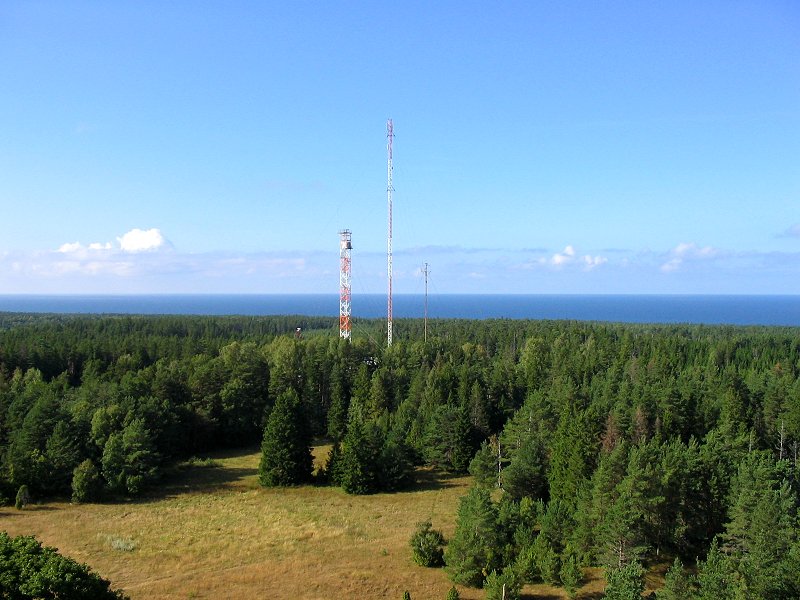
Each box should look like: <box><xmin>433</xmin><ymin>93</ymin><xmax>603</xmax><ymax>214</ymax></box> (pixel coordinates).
<box><xmin>0</xmin><ymin>294</ymin><xmax>799</xmax><ymax>326</ymax></box>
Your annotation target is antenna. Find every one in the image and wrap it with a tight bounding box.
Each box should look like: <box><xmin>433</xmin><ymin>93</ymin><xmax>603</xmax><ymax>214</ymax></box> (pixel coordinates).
<box><xmin>387</xmin><ymin>119</ymin><xmax>394</xmax><ymax>347</ymax></box>
<box><xmin>339</xmin><ymin>229</ymin><xmax>352</xmax><ymax>341</ymax></box>
<box><xmin>423</xmin><ymin>262</ymin><xmax>429</xmax><ymax>343</ymax></box>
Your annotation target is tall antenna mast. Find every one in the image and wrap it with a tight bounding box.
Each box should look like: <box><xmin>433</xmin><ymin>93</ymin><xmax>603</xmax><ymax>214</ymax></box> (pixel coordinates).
<box><xmin>423</xmin><ymin>262</ymin><xmax>429</xmax><ymax>343</ymax></box>
<box><xmin>339</xmin><ymin>229</ymin><xmax>352</xmax><ymax>341</ymax></box>
<box><xmin>387</xmin><ymin>119</ymin><xmax>394</xmax><ymax>347</ymax></box>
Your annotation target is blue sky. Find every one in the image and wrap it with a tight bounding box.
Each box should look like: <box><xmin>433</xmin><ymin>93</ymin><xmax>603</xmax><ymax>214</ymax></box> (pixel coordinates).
<box><xmin>1</xmin><ymin>1</ymin><xmax>798</xmax><ymax>294</ymax></box>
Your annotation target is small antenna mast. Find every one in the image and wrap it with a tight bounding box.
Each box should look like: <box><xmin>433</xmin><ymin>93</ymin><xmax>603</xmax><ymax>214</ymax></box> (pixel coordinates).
<box><xmin>387</xmin><ymin>119</ymin><xmax>394</xmax><ymax>347</ymax></box>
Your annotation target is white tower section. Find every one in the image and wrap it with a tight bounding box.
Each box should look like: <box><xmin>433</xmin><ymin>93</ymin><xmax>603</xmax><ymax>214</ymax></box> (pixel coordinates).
<box><xmin>387</xmin><ymin>119</ymin><xmax>394</xmax><ymax>347</ymax></box>
<box><xmin>339</xmin><ymin>229</ymin><xmax>352</xmax><ymax>340</ymax></box>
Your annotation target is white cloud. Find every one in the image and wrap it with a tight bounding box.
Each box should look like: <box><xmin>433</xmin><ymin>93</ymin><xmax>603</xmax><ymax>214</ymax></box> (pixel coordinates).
<box><xmin>89</xmin><ymin>242</ymin><xmax>112</xmax><ymax>251</ymax></box>
<box><xmin>117</xmin><ymin>228</ymin><xmax>169</xmax><ymax>253</ymax></box>
<box><xmin>660</xmin><ymin>242</ymin><xmax>718</xmax><ymax>272</ymax></box>
<box><xmin>583</xmin><ymin>255</ymin><xmax>608</xmax><ymax>270</ymax></box>
<box><xmin>551</xmin><ymin>245</ymin><xmax>576</xmax><ymax>266</ymax></box>
<box><xmin>58</xmin><ymin>242</ymin><xmax>83</xmax><ymax>253</ymax></box>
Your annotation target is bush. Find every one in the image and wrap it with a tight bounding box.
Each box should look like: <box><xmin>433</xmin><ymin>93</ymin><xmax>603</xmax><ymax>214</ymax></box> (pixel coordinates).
<box><xmin>0</xmin><ymin>532</ymin><xmax>128</xmax><ymax>599</ymax></box>
<box><xmin>410</xmin><ymin>521</ymin><xmax>446</xmax><ymax>567</ymax></box>
<box><xmin>72</xmin><ymin>459</ymin><xmax>103</xmax><ymax>503</ymax></box>
<box><xmin>446</xmin><ymin>586</ymin><xmax>460</xmax><ymax>600</ymax></box>
<box><xmin>15</xmin><ymin>484</ymin><xmax>30</xmax><ymax>510</ymax></box>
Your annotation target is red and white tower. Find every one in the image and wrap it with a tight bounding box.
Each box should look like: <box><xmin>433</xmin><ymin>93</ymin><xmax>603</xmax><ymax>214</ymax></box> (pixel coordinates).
<box><xmin>387</xmin><ymin>119</ymin><xmax>394</xmax><ymax>347</ymax></box>
<box><xmin>339</xmin><ymin>229</ymin><xmax>352</xmax><ymax>340</ymax></box>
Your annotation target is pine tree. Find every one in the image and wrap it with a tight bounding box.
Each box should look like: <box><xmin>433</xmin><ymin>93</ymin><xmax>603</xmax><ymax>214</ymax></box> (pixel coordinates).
<box><xmin>657</xmin><ymin>557</ymin><xmax>694</xmax><ymax>600</ymax></box>
<box><xmin>560</xmin><ymin>548</ymin><xmax>583</xmax><ymax>599</ymax></box>
<box><xmin>483</xmin><ymin>568</ymin><xmax>522</xmax><ymax>600</ymax></box>
<box><xmin>409</xmin><ymin>521</ymin><xmax>445</xmax><ymax>567</ymax></box>
<box><xmin>603</xmin><ymin>561</ymin><xmax>644</xmax><ymax>600</ymax></box>
<box><xmin>722</xmin><ymin>451</ymin><xmax>798</xmax><ymax>598</ymax></box>
<box><xmin>696</xmin><ymin>538</ymin><xmax>743</xmax><ymax>600</ymax></box>
<box><xmin>259</xmin><ymin>388</ymin><xmax>313</xmax><ymax>487</ymax></box>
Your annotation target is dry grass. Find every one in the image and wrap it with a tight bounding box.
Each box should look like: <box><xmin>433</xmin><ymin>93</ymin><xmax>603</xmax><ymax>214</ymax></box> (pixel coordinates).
<box><xmin>0</xmin><ymin>447</ymin><xmax>649</xmax><ymax>599</ymax></box>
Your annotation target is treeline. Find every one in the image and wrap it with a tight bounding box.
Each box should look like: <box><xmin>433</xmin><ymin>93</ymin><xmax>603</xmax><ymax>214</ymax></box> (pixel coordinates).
<box><xmin>0</xmin><ymin>314</ymin><xmax>799</xmax><ymax>597</ymax></box>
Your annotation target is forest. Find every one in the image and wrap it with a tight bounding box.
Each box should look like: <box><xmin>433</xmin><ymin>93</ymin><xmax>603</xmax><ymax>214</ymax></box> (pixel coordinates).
<box><xmin>0</xmin><ymin>312</ymin><xmax>798</xmax><ymax>599</ymax></box>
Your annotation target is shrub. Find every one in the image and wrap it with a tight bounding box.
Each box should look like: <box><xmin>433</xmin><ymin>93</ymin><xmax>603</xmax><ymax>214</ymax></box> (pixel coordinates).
<box><xmin>72</xmin><ymin>459</ymin><xmax>103</xmax><ymax>503</ymax></box>
<box><xmin>445</xmin><ymin>586</ymin><xmax>460</xmax><ymax>600</ymax></box>
<box><xmin>15</xmin><ymin>484</ymin><xmax>30</xmax><ymax>510</ymax></box>
<box><xmin>410</xmin><ymin>521</ymin><xmax>446</xmax><ymax>567</ymax></box>
<box><xmin>0</xmin><ymin>532</ymin><xmax>128</xmax><ymax>599</ymax></box>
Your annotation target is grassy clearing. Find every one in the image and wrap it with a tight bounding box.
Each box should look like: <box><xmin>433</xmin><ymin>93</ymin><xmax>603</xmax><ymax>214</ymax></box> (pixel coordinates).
<box><xmin>0</xmin><ymin>447</ymin><xmax>622</xmax><ymax>599</ymax></box>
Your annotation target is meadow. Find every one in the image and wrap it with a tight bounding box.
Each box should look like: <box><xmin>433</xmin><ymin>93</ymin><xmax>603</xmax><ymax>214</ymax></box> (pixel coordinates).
<box><xmin>0</xmin><ymin>446</ymin><xmax>615</xmax><ymax>600</ymax></box>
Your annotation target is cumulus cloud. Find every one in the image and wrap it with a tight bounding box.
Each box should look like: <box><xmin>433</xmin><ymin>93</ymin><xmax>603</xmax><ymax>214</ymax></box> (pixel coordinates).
<box><xmin>661</xmin><ymin>242</ymin><xmax>718</xmax><ymax>272</ymax></box>
<box><xmin>583</xmin><ymin>255</ymin><xmax>608</xmax><ymax>270</ymax></box>
<box><xmin>548</xmin><ymin>245</ymin><xmax>607</xmax><ymax>271</ymax></box>
<box><xmin>57</xmin><ymin>242</ymin><xmax>83</xmax><ymax>253</ymax></box>
<box><xmin>117</xmin><ymin>228</ymin><xmax>169</xmax><ymax>253</ymax></box>
<box><xmin>551</xmin><ymin>245</ymin><xmax>576</xmax><ymax>266</ymax></box>
<box><xmin>58</xmin><ymin>241</ymin><xmax>114</xmax><ymax>254</ymax></box>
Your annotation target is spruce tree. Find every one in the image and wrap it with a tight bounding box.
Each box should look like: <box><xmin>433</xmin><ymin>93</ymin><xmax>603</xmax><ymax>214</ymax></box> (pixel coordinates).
<box><xmin>337</xmin><ymin>418</ymin><xmax>383</xmax><ymax>494</ymax></box>
<box><xmin>444</xmin><ymin>486</ymin><xmax>501</xmax><ymax>587</ymax></box>
<box><xmin>259</xmin><ymin>388</ymin><xmax>313</xmax><ymax>487</ymax></box>
<box><xmin>502</xmin><ymin>431</ymin><xmax>548</xmax><ymax>501</ymax></box>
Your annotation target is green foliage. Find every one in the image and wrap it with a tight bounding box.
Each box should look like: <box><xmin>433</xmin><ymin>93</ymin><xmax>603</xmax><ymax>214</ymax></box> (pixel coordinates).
<box><xmin>502</xmin><ymin>431</ymin><xmax>548</xmax><ymax>501</ymax></box>
<box><xmin>2</xmin><ymin>312</ymin><xmax>800</xmax><ymax>598</ymax></box>
<box><xmin>444</xmin><ymin>486</ymin><xmax>501</xmax><ymax>587</ymax></box>
<box><xmin>695</xmin><ymin>538</ymin><xmax>743</xmax><ymax>600</ymax></box>
<box><xmin>531</xmin><ymin>534</ymin><xmax>560</xmax><ymax>585</ymax></box>
<box><xmin>657</xmin><ymin>557</ymin><xmax>694</xmax><ymax>600</ymax></box>
<box><xmin>101</xmin><ymin>419</ymin><xmax>160</xmax><ymax>496</ymax></box>
<box><xmin>258</xmin><ymin>388</ymin><xmax>312</xmax><ymax>487</ymax></box>
<box><xmin>71</xmin><ymin>459</ymin><xmax>102</xmax><ymax>503</ymax></box>
<box><xmin>15</xmin><ymin>484</ymin><xmax>30</xmax><ymax>510</ymax></box>
<box><xmin>468</xmin><ymin>439</ymin><xmax>499</xmax><ymax>489</ymax></box>
<box><xmin>603</xmin><ymin>561</ymin><xmax>645</xmax><ymax>600</ymax></box>
<box><xmin>337</xmin><ymin>419</ymin><xmax>384</xmax><ymax>494</ymax></box>
<box><xmin>722</xmin><ymin>451</ymin><xmax>798</xmax><ymax>598</ymax></box>
<box><xmin>445</xmin><ymin>585</ymin><xmax>460</xmax><ymax>600</ymax></box>
<box><xmin>0</xmin><ymin>532</ymin><xmax>128</xmax><ymax>599</ymax></box>
<box><xmin>423</xmin><ymin>404</ymin><xmax>474</xmax><ymax>474</ymax></box>
<box><xmin>483</xmin><ymin>568</ymin><xmax>522</xmax><ymax>600</ymax></box>
<box><xmin>402</xmin><ymin>591</ymin><xmax>411</xmax><ymax>600</ymax></box>
<box><xmin>559</xmin><ymin>548</ymin><xmax>583</xmax><ymax>598</ymax></box>
<box><xmin>409</xmin><ymin>521</ymin><xmax>445</xmax><ymax>567</ymax></box>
